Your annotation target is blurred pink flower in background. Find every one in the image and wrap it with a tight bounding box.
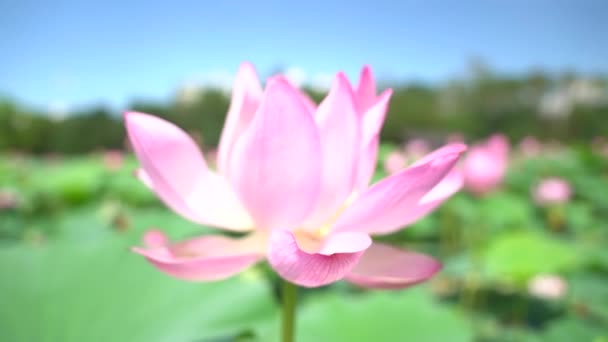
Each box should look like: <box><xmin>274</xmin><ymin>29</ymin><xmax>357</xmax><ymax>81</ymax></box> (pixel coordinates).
<box><xmin>44</xmin><ymin>153</ymin><xmax>62</xmax><ymax>164</ymax></box>
<box><xmin>533</xmin><ymin>177</ymin><xmax>572</xmax><ymax>206</ymax></box>
<box><xmin>204</xmin><ymin>148</ymin><xmax>219</xmax><ymax>168</ymax></box>
<box><xmin>0</xmin><ymin>189</ymin><xmax>19</xmax><ymax>211</ymax></box>
<box><xmin>103</xmin><ymin>150</ymin><xmax>124</xmax><ymax>171</ymax></box>
<box><xmin>519</xmin><ymin>136</ymin><xmax>541</xmax><ymax>158</ymax></box>
<box><xmin>528</xmin><ymin>274</ymin><xmax>568</xmax><ymax>300</ymax></box>
<box><xmin>404</xmin><ymin>138</ymin><xmax>431</xmax><ymax>161</ymax></box>
<box><xmin>545</xmin><ymin>140</ymin><xmax>566</xmax><ymax>154</ymax></box>
<box><xmin>383</xmin><ymin>150</ymin><xmax>407</xmax><ymax>175</ymax></box>
<box><xmin>142</xmin><ymin>229</ymin><xmax>168</xmax><ymax>248</ymax></box>
<box><xmin>591</xmin><ymin>136</ymin><xmax>608</xmax><ymax>158</ymax></box>
<box><xmin>462</xmin><ymin>134</ymin><xmax>510</xmax><ymax>195</ymax></box>
<box><xmin>446</xmin><ymin>133</ymin><xmax>465</xmax><ymax>144</ymax></box>
<box><xmin>126</xmin><ymin>62</ymin><xmax>467</xmax><ymax>288</ymax></box>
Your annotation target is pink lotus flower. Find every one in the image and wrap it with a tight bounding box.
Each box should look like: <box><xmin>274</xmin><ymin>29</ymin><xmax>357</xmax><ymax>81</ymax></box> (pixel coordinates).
<box><xmin>446</xmin><ymin>133</ymin><xmax>465</xmax><ymax>144</ymax></box>
<box><xmin>0</xmin><ymin>189</ymin><xmax>19</xmax><ymax>211</ymax></box>
<box><xmin>591</xmin><ymin>136</ymin><xmax>608</xmax><ymax>158</ymax></box>
<box><xmin>404</xmin><ymin>138</ymin><xmax>431</xmax><ymax>161</ymax></box>
<box><xmin>102</xmin><ymin>149</ymin><xmax>125</xmax><ymax>171</ymax></box>
<box><xmin>518</xmin><ymin>136</ymin><xmax>541</xmax><ymax>158</ymax></box>
<box><xmin>462</xmin><ymin>134</ymin><xmax>509</xmax><ymax>195</ymax></box>
<box><xmin>126</xmin><ymin>63</ymin><xmax>466</xmax><ymax>288</ymax></box>
<box><xmin>528</xmin><ymin>274</ymin><xmax>568</xmax><ymax>300</ymax></box>
<box><xmin>383</xmin><ymin>150</ymin><xmax>407</xmax><ymax>175</ymax></box>
<box><xmin>533</xmin><ymin>177</ymin><xmax>572</xmax><ymax>206</ymax></box>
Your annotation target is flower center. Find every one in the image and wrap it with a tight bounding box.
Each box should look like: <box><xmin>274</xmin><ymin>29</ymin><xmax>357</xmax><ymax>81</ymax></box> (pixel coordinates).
<box><xmin>293</xmin><ymin>229</ymin><xmax>325</xmax><ymax>253</ymax></box>
<box><xmin>293</xmin><ymin>191</ymin><xmax>358</xmax><ymax>253</ymax></box>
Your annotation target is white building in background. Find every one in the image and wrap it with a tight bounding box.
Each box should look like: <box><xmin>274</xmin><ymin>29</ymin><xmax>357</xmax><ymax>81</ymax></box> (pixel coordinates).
<box><xmin>539</xmin><ymin>79</ymin><xmax>607</xmax><ymax>118</ymax></box>
<box><xmin>284</xmin><ymin>67</ymin><xmax>307</xmax><ymax>89</ymax></box>
<box><xmin>175</xmin><ymin>70</ymin><xmax>235</xmax><ymax>106</ymax></box>
<box><xmin>47</xmin><ymin>100</ymin><xmax>70</xmax><ymax>121</ymax></box>
<box><xmin>539</xmin><ymin>91</ymin><xmax>573</xmax><ymax>119</ymax></box>
<box><xmin>308</xmin><ymin>73</ymin><xmax>333</xmax><ymax>92</ymax></box>
<box><xmin>175</xmin><ymin>82</ymin><xmax>205</xmax><ymax>106</ymax></box>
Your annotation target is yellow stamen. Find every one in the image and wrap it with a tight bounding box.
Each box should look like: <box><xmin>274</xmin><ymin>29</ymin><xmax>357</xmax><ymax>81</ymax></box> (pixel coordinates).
<box><xmin>299</xmin><ymin>191</ymin><xmax>359</xmax><ymax>240</ymax></box>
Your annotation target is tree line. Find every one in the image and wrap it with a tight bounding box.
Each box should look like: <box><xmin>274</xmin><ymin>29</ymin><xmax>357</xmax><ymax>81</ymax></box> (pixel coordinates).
<box><xmin>1</xmin><ymin>64</ymin><xmax>607</xmax><ymax>155</ymax></box>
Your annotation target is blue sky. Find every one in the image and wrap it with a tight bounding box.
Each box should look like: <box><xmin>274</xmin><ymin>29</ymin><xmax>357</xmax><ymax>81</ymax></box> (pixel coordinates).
<box><xmin>1</xmin><ymin>0</ymin><xmax>606</xmax><ymax>111</ymax></box>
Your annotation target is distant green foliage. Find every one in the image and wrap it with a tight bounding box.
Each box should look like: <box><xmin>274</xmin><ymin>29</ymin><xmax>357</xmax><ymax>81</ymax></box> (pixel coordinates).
<box><xmin>1</xmin><ymin>67</ymin><xmax>607</xmax><ymax>155</ymax></box>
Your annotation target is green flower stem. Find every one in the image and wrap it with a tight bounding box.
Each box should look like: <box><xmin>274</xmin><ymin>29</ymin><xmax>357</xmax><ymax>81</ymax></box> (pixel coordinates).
<box><xmin>281</xmin><ymin>279</ymin><xmax>298</xmax><ymax>342</ymax></box>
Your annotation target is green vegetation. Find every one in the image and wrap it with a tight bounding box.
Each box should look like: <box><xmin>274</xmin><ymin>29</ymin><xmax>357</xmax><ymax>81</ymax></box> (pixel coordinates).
<box><xmin>1</xmin><ymin>142</ymin><xmax>607</xmax><ymax>341</ymax></box>
<box><xmin>2</xmin><ymin>64</ymin><xmax>608</xmax><ymax>155</ymax></box>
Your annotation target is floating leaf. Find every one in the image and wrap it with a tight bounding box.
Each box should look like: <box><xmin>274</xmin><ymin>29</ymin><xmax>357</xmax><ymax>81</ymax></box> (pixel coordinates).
<box><xmin>258</xmin><ymin>287</ymin><xmax>473</xmax><ymax>341</ymax></box>
<box><xmin>483</xmin><ymin>231</ymin><xmax>580</xmax><ymax>285</ymax></box>
<box><xmin>539</xmin><ymin>317</ymin><xmax>607</xmax><ymax>342</ymax></box>
<box><xmin>0</xmin><ymin>239</ymin><xmax>277</xmax><ymax>342</ymax></box>
<box><xmin>568</xmin><ymin>274</ymin><xmax>608</xmax><ymax>321</ymax></box>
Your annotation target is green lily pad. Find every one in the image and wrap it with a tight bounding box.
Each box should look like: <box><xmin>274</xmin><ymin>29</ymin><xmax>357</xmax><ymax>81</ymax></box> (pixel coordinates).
<box><xmin>102</xmin><ymin>161</ymin><xmax>160</xmax><ymax>207</ymax></box>
<box><xmin>0</xmin><ymin>239</ymin><xmax>277</xmax><ymax>342</ymax></box>
<box><xmin>478</xmin><ymin>192</ymin><xmax>535</xmax><ymax>232</ymax></box>
<box><xmin>258</xmin><ymin>287</ymin><xmax>473</xmax><ymax>341</ymax></box>
<box><xmin>568</xmin><ymin>274</ymin><xmax>608</xmax><ymax>321</ymax></box>
<box><xmin>29</xmin><ymin>159</ymin><xmax>105</xmax><ymax>206</ymax></box>
<box><xmin>564</xmin><ymin>202</ymin><xmax>595</xmax><ymax>234</ymax></box>
<box><xmin>483</xmin><ymin>231</ymin><xmax>580</xmax><ymax>285</ymax></box>
<box><xmin>539</xmin><ymin>317</ymin><xmax>607</xmax><ymax>342</ymax></box>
